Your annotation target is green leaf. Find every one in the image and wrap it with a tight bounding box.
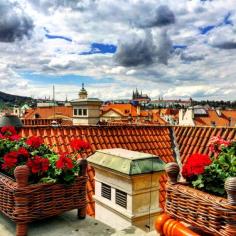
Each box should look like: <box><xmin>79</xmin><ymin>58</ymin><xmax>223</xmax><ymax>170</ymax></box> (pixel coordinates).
<box><xmin>39</xmin><ymin>177</ymin><xmax>56</xmax><ymax>184</ymax></box>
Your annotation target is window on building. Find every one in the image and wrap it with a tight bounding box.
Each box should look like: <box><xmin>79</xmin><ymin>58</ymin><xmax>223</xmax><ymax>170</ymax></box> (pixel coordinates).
<box><xmin>115</xmin><ymin>189</ymin><xmax>127</xmax><ymax>209</ymax></box>
<box><xmin>101</xmin><ymin>183</ymin><xmax>111</xmax><ymax>200</ymax></box>
<box><xmin>35</xmin><ymin>113</ymin><xmax>40</xmax><ymax>119</ymax></box>
<box><xmin>83</xmin><ymin>109</ymin><xmax>87</xmax><ymax>116</ymax></box>
<box><xmin>73</xmin><ymin>108</ymin><xmax>88</xmax><ymax>117</ymax></box>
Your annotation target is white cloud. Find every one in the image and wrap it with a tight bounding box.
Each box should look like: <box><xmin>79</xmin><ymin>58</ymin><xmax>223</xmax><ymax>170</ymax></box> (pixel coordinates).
<box><xmin>0</xmin><ymin>0</ymin><xmax>235</xmax><ymax>100</ymax></box>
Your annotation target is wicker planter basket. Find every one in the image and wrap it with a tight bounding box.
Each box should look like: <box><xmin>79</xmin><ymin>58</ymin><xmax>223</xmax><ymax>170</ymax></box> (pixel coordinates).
<box><xmin>0</xmin><ymin>159</ymin><xmax>88</xmax><ymax>236</ymax></box>
<box><xmin>165</xmin><ymin>163</ymin><xmax>236</xmax><ymax>236</ymax></box>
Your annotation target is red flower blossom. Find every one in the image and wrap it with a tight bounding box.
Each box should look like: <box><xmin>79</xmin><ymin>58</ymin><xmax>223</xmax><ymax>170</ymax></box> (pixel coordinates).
<box><xmin>1</xmin><ymin>126</ymin><xmax>17</xmax><ymax>136</ymax></box>
<box><xmin>182</xmin><ymin>153</ymin><xmax>212</xmax><ymax>179</ymax></box>
<box><xmin>2</xmin><ymin>151</ymin><xmax>18</xmax><ymax>169</ymax></box>
<box><xmin>70</xmin><ymin>139</ymin><xmax>90</xmax><ymax>151</ymax></box>
<box><xmin>17</xmin><ymin>147</ymin><xmax>29</xmax><ymax>158</ymax></box>
<box><xmin>208</xmin><ymin>136</ymin><xmax>231</xmax><ymax>157</ymax></box>
<box><xmin>56</xmin><ymin>152</ymin><xmax>74</xmax><ymax>170</ymax></box>
<box><xmin>26</xmin><ymin>136</ymin><xmax>43</xmax><ymax>149</ymax></box>
<box><xmin>0</xmin><ymin>133</ymin><xmax>4</xmax><ymax>139</ymax></box>
<box><xmin>9</xmin><ymin>134</ymin><xmax>21</xmax><ymax>141</ymax></box>
<box><xmin>27</xmin><ymin>156</ymin><xmax>49</xmax><ymax>174</ymax></box>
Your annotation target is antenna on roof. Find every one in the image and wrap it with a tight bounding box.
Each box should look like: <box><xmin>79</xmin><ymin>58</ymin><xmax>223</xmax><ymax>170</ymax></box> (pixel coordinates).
<box><xmin>53</xmin><ymin>85</ymin><xmax>55</xmax><ymax>119</ymax></box>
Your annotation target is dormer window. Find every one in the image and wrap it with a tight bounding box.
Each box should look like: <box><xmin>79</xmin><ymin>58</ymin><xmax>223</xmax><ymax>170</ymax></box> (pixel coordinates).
<box><xmin>34</xmin><ymin>113</ymin><xmax>40</xmax><ymax>119</ymax></box>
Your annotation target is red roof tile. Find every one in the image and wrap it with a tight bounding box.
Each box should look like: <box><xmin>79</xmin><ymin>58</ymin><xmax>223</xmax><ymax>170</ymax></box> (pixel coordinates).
<box><xmin>20</xmin><ymin>125</ymin><xmax>174</xmax><ymax>216</ymax></box>
<box><xmin>101</xmin><ymin>104</ymin><xmax>137</xmax><ymax>117</ymax></box>
<box><xmin>24</xmin><ymin>106</ymin><xmax>72</xmax><ymax>119</ymax></box>
<box><xmin>194</xmin><ymin>109</ymin><xmax>236</xmax><ymax>127</ymax></box>
<box><xmin>19</xmin><ymin>125</ymin><xmax>236</xmax><ymax>217</ymax></box>
<box><xmin>174</xmin><ymin>126</ymin><xmax>236</xmax><ymax>164</ymax></box>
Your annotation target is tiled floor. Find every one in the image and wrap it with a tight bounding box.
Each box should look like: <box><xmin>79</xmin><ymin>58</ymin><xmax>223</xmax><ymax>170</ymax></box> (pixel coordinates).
<box><xmin>0</xmin><ymin>211</ymin><xmax>159</xmax><ymax>236</ymax></box>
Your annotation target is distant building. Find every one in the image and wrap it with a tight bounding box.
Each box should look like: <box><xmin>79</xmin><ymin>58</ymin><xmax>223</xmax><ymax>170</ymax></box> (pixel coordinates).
<box><xmin>179</xmin><ymin>106</ymin><xmax>236</xmax><ymax>127</ymax></box>
<box><xmin>160</xmin><ymin>108</ymin><xmax>179</xmax><ymax>125</ymax></box>
<box><xmin>70</xmin><ymin>84</ymin><xmax>102</xmax><ymax>125</ymax></box>
<box><xmin>13</xmin><ymin>104</ymin><xmax>31</xmax><ymax>118</ymax></box>
<box><xmin>132</xmin><ymin>89</ymin><xmax>151</xmax><ymax>104</ymax></box>
<box><xmin>100</xmin><ymin>104</ymin><xmax>167</xmax><ymax>125</ymax></box>
<box><xmin>37</xmin><ymin>102</ymin><xmax>57</xmax><ymax>107</ymax></box>
<box><xmin>23</xmin><ymin>106</ymin><xmax>72</xmax><ymax>120</ymax></box>
<box><xmin>100</xmin><ymin>104</ymin><xmax>137</xmax><ymax>122</ymax></box>
<box><xmin>151</xmin><ymin>98</ymin><xmax>192</xmax><ymax>108</ymax></box>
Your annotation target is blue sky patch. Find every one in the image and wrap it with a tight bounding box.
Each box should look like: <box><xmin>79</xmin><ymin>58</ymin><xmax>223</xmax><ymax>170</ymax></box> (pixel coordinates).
<box><xmin>199</xmin><ymin>12</ymin><xmax>233</xmax><ymax>35</ymax></box>
<box><xmin>222</xmin><ymin>12</ymin><xmax>233</xmax><ymax>26</ymax></box>
<box><xmin>19</xmin><ymin>71</ymin><xmax>114</xmax><ymax>85</ymax></box>
<box><xmin>45</xmin><ymin>34</ymin><xmax>72</xmax><ymax>42</ymax></box>
<box><xmin>81</xmin><ymin>43</ymin><xmax>117</xmax><ymax>55</ymax></box>
<box><xmin>173</xmin><ymin>45</ymin><xmax>187</xmax><ymax>49</ymax></box>
<box><xmin>199</xmin><ymin>25</ymin><xmax>215</xmax><ymax>35</ymax></box>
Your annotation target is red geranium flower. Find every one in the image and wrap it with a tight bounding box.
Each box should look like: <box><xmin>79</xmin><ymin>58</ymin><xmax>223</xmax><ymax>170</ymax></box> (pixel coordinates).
<box><xmin>2</xmin><ymin>151</ymin><xmax>18</xmax><ymax>169</ymax></box>
<box><xmin>26</xmin><ymin>136</ymin><xmax>43</xmax><ymax>149</ymax></box>
<box><xmin>1</xmin><ymin>126</ymin><xmax>17</xmax><ymax>136</ymax></box>
<box><xmin>56</xmin><ymin>152</ymin><xmax>74</xmax><ymax>170</ymax></box>
<box><xmin>0</xmin><ymin>133</ymin><xmax>4</xmax><ymax>139</ymax></box>
<box><xmin>27</xmin><ymin>156</ymin><xmax>49</xmax><ymax>173</ymax></box>
<box><xmin>17</xmin><ymin>147</ymin><xmax>29</xmax><ymax>158</ymax></box>
<box><xmin>182</xmin><ymin>153</ymin><xmax>212</xmax><ymax>179</ymax></box>
<box><xmin>9</xmin><ymin>134</ymin><xmax>21</xmax><ymax>141</ymax></box>
<box><xmin>70</xmin><ymin>139</ymin><xmax>90</xmax><ymax>151</ymax></box>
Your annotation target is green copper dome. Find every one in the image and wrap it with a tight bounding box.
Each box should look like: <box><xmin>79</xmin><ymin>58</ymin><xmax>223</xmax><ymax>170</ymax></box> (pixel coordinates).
<box><xmin>88</xmin><ymin>148</ymin><xmax>165</xmax><ymax>175</ymax></box>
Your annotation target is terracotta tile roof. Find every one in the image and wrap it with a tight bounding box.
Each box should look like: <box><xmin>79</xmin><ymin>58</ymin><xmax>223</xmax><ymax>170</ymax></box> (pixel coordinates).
<box><xmin>18</xmin><ymin>125</ymin><xmax>236</xmax><ymax>216</ymax></box>
<box><xmin>194</xmin><ymin>109</ymin><xmax>236</xmax><ymax>127</ymax></box>
<box><xmin>19</xmin><ymin>125</ymin><xmax>174</xmax><ymax>216</ymax></box>
<box><xmin>174</xmin><ymin>126</ymin><xmax>236</xmax><ymax>164</ymax></box>
<box><xmin>101</xmin><ymin>107</ymin><xmax>126</xmax><ymax>117</ymax></box>
<box><xmin>101</xmin><ymin>104</ymin><xmax>137</xmax><ymax>116</ymax></box>
<box><xmin>24</xmin><ymin>106</ymin><xmax>73</xmax><ymax>119</ymax></box>
<box><xmin>152</xmin><ymin>112</ymin><xmax>168</xmax><ymax>125</ymax></box>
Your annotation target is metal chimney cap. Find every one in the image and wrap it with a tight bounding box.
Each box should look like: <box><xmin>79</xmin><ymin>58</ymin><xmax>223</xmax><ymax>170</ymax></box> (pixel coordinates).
<box><xmin>88</xmin><ymin>148</ymin><xmax>165</xmax><ymax>175</ymax></box>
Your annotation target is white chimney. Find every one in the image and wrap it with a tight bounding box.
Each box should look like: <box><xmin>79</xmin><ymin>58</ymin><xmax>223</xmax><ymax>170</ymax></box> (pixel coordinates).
<box><xmin>216</xmin><ymin>108</ymin><xmax>222</xmax><ymax>116</ymax></box>
<box><xmin>88</xmin><ymin>149</ymin><xmax>165</xmax><ymax>232</ymax></box>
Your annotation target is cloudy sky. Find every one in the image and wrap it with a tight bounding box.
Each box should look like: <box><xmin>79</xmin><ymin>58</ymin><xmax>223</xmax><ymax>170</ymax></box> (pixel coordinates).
<box><xmin>0</xmin><ymin>0</ymin><xmax>236</xmax><ymax>101</ymax></box>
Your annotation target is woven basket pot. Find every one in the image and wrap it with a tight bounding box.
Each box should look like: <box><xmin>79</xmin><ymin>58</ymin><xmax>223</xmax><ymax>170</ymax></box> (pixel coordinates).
<box><xmin>165</xmin><ymin>162</ymin><xmax>236</xmax><ymax>236</ymax></box>
<box><xmin>0</xmin><ymin>160</ymin><xmax>88</xmax><ymax>236</ymax></box>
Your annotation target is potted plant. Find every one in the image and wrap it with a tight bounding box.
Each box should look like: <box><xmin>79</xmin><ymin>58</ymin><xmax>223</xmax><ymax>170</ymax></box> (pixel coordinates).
<box><xmin>165</xmin><ymin>136</ymin><xmax>236</xmax><ymax>236</ymax></box>
<box><xmin>0</xmin><ymin>126</ymin><xmax>90</xmax><ymax>236</ymax></box>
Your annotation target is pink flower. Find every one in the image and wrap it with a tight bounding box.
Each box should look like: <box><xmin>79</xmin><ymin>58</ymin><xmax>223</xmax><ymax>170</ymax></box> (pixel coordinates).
<box><xmin>208</xmin><ymin>136</ymin><xmax>231</xmax><ymax>158</ymax></box>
